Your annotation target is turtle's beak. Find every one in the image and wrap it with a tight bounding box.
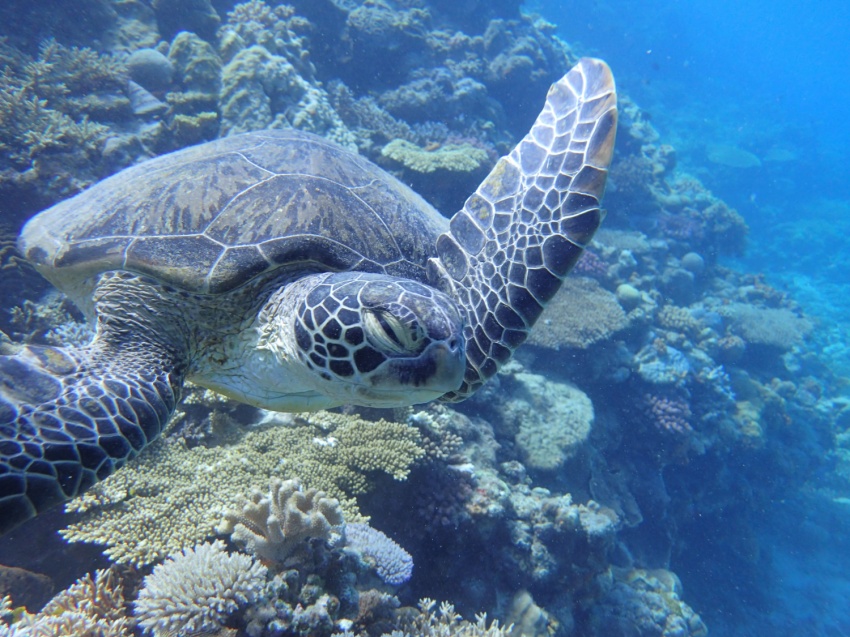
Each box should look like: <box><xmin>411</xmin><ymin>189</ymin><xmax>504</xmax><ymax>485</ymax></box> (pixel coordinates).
<box><xmin>422</xmin><ymin>336</ymin><xmax>466</xmax><ymax>393</ymax></box>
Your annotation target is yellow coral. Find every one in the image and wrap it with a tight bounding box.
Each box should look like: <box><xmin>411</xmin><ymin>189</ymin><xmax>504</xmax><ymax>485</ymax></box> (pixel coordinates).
<box><xmin>60</xmin><ymin>412</ymin><xmax>423</xmax><ymax>566</ymax></box>
<box><xmin>657</xmin><ymin>304</ymin><xmax>701</xmax><ymax>337</ymax></box>
<box><xmin>382</xmin><ymin>139</ymin><xmax>489</xmax><ymax>173</ymax></box>
<box><xmin>3</xmin><ymin>568</ymin><xmax>132</xmax><ymax>636</ymax></box>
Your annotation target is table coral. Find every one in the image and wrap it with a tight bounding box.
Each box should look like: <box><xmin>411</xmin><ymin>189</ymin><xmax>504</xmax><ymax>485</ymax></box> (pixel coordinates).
<box><xmin>718</xmin><ymin>303</ymin><xmax>812</xmax><ymax>351</ymax></box>
<box><xmin>60</xmin><ymin>412</ymin><xmax>424</xmax><ymax>566</ymax></box>
<box><xmin>528</xmin><ymin>276</ymin><xmax>629</xmax><ymax>350</ymax></box>
<box><xmin>381</xmin><ymin>138</ymin><xmax>489</xmax><ymax>174</ymax></box>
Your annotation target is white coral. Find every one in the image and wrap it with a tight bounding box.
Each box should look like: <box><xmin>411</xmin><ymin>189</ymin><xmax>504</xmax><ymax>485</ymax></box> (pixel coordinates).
<box><xmin>134</xmin><ymin>540</ymin><xmax>267</xmax><ymax>637</ymax></box>
<box><xmin>219</xmin><ymin>478</ymin><xmax>344</xmax><ymax>564</ymax></box>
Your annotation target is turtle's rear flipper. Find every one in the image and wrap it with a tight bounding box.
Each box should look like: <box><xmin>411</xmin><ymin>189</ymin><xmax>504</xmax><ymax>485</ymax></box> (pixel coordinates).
<box><xmin>0</xmin><ymin>342</ymin><xmax>180</xmax><ymax>534</ymax></box>
<box><xmin>431</xmin><ymin>58</ymin><xmax>618</xmax><ymax>400</ymax></box>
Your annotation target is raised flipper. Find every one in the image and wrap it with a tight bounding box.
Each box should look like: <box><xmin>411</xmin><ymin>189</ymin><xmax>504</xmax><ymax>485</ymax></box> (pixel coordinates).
<box><xmin>0</xmin><ymin>303</ymin><xmax>183</xmax><ymax>534</ymax></box>
<box><xmin>429</xmin><ymin>58</ymin><xmax>618</xmax><ymax>400</ymax></box>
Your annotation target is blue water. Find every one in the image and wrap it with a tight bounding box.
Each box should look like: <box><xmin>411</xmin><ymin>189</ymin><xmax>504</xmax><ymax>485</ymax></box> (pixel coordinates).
<box><xmin>533</xmin><ymin>1</ymin><xmax>850</xmax><ymax>634</ymax></box>
<box><xmin>534</xmin><ymin>0</ymin><xmax>850</xmax><ymax>375</ymax></box>
<box><xmin>1</xmin><ymin>2</ymin><xmax>849</xmax><ymax>635</ymax></box>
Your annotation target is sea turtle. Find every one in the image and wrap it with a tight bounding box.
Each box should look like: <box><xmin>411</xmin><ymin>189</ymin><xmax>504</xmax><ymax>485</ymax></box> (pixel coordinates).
<box><xmin>0</xmin><ymin>59</ymin><xmax>616</xmax><ymax>533</ymax></box>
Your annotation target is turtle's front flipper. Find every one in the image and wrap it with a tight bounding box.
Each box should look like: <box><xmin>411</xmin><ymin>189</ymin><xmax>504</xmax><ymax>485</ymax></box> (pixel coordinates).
<box><xmin>0</xmin><ymin>341</ymin><xmax>181</xmax><ymax>534</ymax></box>
<box><xmin>430</xmin><ymin>58</ymin><xmax>617</xmax><ymax>400</ymax></box>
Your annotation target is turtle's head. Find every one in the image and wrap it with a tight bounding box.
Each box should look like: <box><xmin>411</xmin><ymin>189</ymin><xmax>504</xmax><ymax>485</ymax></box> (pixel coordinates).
<box><xmin>282</xmin><ymin>272</ymin><xmax>465</xmax><ymax>407</ymax></box>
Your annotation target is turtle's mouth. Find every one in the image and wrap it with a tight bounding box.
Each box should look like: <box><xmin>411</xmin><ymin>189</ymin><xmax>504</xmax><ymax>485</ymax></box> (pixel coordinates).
<box><xmin>379</xmin><ymin>338</ymin><xmax>465</xmax><ymax>392</ymax></box>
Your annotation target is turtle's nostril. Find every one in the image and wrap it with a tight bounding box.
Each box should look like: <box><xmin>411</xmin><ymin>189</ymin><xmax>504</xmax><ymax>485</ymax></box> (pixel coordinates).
<box><xmin>448</xmin><ymin>337</ymin><xmax>460</xmax><ymax>352</ymax></box>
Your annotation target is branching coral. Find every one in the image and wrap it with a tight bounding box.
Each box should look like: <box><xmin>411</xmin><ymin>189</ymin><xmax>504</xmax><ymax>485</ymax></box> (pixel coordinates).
<box><xmin>642</xmin><ymin>392</ymin><xmax>693</xmax><ymax>435</ymax></box>
<box><xmin>345</xmin><ymin>523</ymin><xmax>414</xmax><ymax>585</ymax></box>
<box><xmin>219</xmin><ymin>478</ymin><xmax>344</xmax><ymax>564</ymax></box>
<box><xmin>657</xmin><ymin>304</ymin><xmax>702</xmax><ymax>338</ymax></box>
<box><xmin>134</xmin><ymin>540</ymin><xmax>267</xmax><ymax>637</ymax></box>
<box><xmin>386</xmin><ymin>598</ymin><xmax>513</xmax><ymax>637</ymax></box>
<box><xmin>1</xmin><ymin>567</ymin><xmax>132</xmax><ymax>636</ymax></box>
<box><xmin>60</xmin><ymin>412</ymin><xmax>424</xmax><ymax>565</ymax></box>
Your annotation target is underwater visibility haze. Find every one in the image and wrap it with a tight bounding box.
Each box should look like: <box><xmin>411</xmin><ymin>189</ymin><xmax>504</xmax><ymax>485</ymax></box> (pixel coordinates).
<box><xmin>0</xmin><ymin>1</ymin><xmax>848</xmax><ymax>636</ymax></box>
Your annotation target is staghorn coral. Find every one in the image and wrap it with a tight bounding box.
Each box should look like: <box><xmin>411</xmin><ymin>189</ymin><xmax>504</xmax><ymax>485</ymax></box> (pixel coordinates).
<box><xmin>219</xmin><ymin>478</ymin><xmax>344</xmax><ymax>564</ymax></box>
<box><xmin>0</xmin><ymin>567</ymin><xmax>131</xmax><ymax>637</ymax></box>
<box><xmin>134</xmin><ymin>540</ymin><xmax>267</xmax><ymax>637</ymax></box>
<box><xmin>60</xmin><ymin>412</ymin><xmax>424</xmax><ymax>565</ymax></box>
<box><xmin>344</xmin><ymin>523</ymin><xmax>413</xmax><ymax>586</ymax></box>
<box><xmin>528</xmin><ymin>276</ymin><xmax>629</xmax><ymax>350</ymax></box>
<box><xmin>381</xmin><ymin>138</ymin><xmax>489</xmax><ymax>174</ymax></box>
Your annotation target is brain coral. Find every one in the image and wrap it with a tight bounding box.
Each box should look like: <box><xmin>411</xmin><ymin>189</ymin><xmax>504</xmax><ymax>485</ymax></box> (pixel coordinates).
<box><xmin>134</xmin><ymin>540</ymin><xmax>267</xmax><ymax>637</ymax></box>
<box><xmin>60</xmin><ymin>411</ymin><xmax>424</xmax><ymax>566</ymax></box>
<box><xmin>528</xmin><ymin>277</ymin><xmax>628</xmax><ymax>350</ymax></box>
<box><xmin>506</xmin><ymin>372</ymin><xmax>595</xmax><ymax>471</ymax></box>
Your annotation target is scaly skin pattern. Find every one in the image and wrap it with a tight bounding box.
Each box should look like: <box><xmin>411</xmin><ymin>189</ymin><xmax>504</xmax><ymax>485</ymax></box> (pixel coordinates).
<box><xmin>0</xmin><ymin>59</ymin><xmax>617</xmax><ymax>534</ymax></box>
<box><xmin>430</xmin><ymin>58</ymin><xmax>618</xmax><ymax>400</ymax></box>
<box><xmin>0</xmin><ymin>273</ymin><xmax>187</xmax><ymax>534</ymax></box>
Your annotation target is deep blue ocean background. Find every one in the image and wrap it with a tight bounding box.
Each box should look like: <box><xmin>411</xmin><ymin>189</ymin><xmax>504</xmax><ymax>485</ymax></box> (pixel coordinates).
<box><xmin>531</xmin><ymin>1</ymin><xmax>850</xmax><ymax>634</ymax></box>
<box><xmin>534</xmin><ymin>0</ymin><xmax>850</xmax><ymax>377</ymax></box>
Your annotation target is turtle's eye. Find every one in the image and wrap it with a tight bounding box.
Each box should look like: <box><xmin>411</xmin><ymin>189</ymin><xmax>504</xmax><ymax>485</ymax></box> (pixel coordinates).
<box><xmin>364</xmin><ymin>309</ymin><xmax>425</xmax><ymax>356</ymax></box>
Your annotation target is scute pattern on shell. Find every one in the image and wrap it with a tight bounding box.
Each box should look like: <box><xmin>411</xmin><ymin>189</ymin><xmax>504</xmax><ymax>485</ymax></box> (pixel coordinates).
<box><xmin>19</xmin><ymin>130</ymin><xmax>449</xmax><ymax>296</ymax></box>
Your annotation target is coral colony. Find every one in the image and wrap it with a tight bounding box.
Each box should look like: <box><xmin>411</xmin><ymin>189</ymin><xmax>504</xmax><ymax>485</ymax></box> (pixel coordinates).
<box><xmin>0</xmin><ymin>1</ymin><xmax>843</xmax><ymax>636</ymax></box>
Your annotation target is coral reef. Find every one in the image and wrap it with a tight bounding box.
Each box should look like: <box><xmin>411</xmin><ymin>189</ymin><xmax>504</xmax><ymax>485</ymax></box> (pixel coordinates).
<box><xmin>344</xmin><ymin>523</ymin><xmax>414</xmax><ymax>585</ymax></box>
<box><xmin>134</xmin><ymin>540</ymin><xmax>267</xmax><ymax>637</ymax></box>
<box><xmin>589</xmin><ymin>568</ymin><xmax>708</xmax><ymax>637</ymax></box>
<box><xmin>0</xmin><ymin>567</ymin><xmax>131</xmax><ymax>636</ymax></box>
<box><xmin>381</xmin><ymin>139</ymin><xmax>489</xmax><ymax>174</ymax></box>
<box><xmin>0</xmin><ymin>2</ymin><xmax>843</xmax><ymax>636</ymax></box>
<box><xmin>506</xmin><ymin>372</ymin><xmax>595</xmax><ymax>472</ymax></box>
<box><xmin>60</xmin><ymin>411</ymin><xmax>423</xmax><ymax>565</ymax></box>
<box><xmin>528</xmin><ymin>277</ymin><xmax>629</xmax><ymax>350</ymax></box>
<box><xmin>219</xmin><ymin>478</ymin><xmax>344</xmax><ymax>565</ymax></box>
<box><xmin>718</xmin><ymin>302</ymin><xmax>812</xmax><ymax>351</ymax></box>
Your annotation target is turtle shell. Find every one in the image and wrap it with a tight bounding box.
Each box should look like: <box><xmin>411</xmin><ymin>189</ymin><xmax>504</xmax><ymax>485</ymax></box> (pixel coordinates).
<box><xmin>19</xmin><ymin>130</ymin><xmax>448</xmax><ymax>296</ymax></box>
